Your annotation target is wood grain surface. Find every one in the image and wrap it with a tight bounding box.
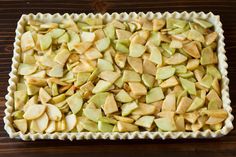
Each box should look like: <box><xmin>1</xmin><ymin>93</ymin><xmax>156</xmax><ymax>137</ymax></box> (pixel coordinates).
<box><xmin>0</xmin><ymin>0</ymin><xmax>236</xmax><ymax>157</ymax></box>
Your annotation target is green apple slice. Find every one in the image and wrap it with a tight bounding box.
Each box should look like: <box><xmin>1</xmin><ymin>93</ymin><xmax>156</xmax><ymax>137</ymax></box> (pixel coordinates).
<box><xmin>193</xmin><ymin>18</ymin><xmax>213</xmax><ymax>28</ymax></box>
<box><xmin>97</xmin><ymin>59</ymin><xmax>114</xmax><ymax>71</ymax></box>
<box><xmin>135</xmin><ymin>116</ymin><xmax>154</xmax><ymax>128</ymax></box>
<box><xmin>98</xmin><ymin>121</ymin><xmax>114</xmax><ymax>132</ymax></box>
<box><xmin>121</xmin><ymin>101</ymin><xmax>138</xmax><ymax>116</ymax></box>
<box><xmin>115</xmin><ymin>42</ymin><xmax>129</xmax><ymax>53</ymax></box>
<box><xmin>88</xmin><ymin>92</ymin><xmax>109</xmax><ymax>108</ymax></box>
<box><xmin>146</xmin><ymin>87</ymin><xmax>164</xmax><ymax>103</ymax></box>
<box><xmin>115</xmin><ymin>89</ymin><xmax>133</xmax><ymax>103</ymax></box>
<box><xmin>74</xmin><ymin>72</ymin><xmax>90</xmax><ymax>86</ymax></box>
<box><xmin>57</xmin><ymin>32</ymin><xmax>69</xmax><ymax>43</ymax></box>
<box><xmin>187</xmin><ymin>97</ymin><xmax>204</xmax><ymax>112</ymax></box>
<box><xmin>54</xmin><ymin>48</ymin><xmax>70</xmax><ymax>66</ymax></box>
<box><xmin>50</xmin><ymin>28</ymin><xmax>65</xmax><ymax>38</ymax></box>
<box><xmin>122</xmin><ymin>70</ymin><xmax>141</xmax><ymax>82</ymax></box>
<box><xmin>179</xmin><ymin>77</ymin><xmax>196</xmax><ymax>95</ymax></box>
<box><xmin>23</xmin><ymin>104</ymin><xmax>46</xmax><ymax>120</ymax></box>
<box><xmin>129</xmin><ymin>43</ymin><xmax>146</xmax><ymax>57</ymax></box>
<box><xmin>83</xmin><ymin>108</ymin><xmax>102</xmax><ymax>122</ymax></box>
<box><xmin>92</xmin><ymin>80</ymin><xmax>112</xmax><ymax>93</ymax></box>
<box><xmin>127</xmin><ymin>56</ymin><xmax>143</xmax><ymax>74</ymax></box>
<box><xmin>80</xmin><ymin>118</ymin><xmax>98</xmax><ymax>132</ymax></box>
<box><xmin>156</xmin><ymin>66</ymin><xmax>175</xmax><ymax>80</ymax></box>
<box><xmin>148</xmin><ymin>43</ymin><xmax>162</xmax><ymax>65</ymax></box>
<box><xmin>141</xmin><ymin>74</ymin><xmax>155</xmax><ymax>88</ymax></box>
<box><xmin>114</xmin><ymin>53</ymin><xmax>127</xmax><ymax>68</ymax></box>
<box><xmin>154</xmin><ymin>117</ymin><xmax>176</xmax><ymax>131</ymax></box>
<box><xmin>98</xmin><ymin>71</ymin><xmax>120</xmax><ymax>83</ymax></box>
<box><xmin>85</xmin><ymin>47</ymin><xmax>103</xmax><ymax>60</ymax></box>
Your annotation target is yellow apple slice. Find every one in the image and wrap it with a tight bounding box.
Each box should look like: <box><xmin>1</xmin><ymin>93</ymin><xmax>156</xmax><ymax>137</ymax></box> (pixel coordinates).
<box><xmin>102</xmin><ymin>94</ymin><xmax>118</xmax><ymax>115</ymax></box>
<box><xmin>23</xmin><ymin>104</ymin><xmax>46</xmax><ymax>120</ymax></box>
<box><xmin>45</xmin><ymin>121</ymin><xmax>56</xmax><ymax>133</ymax></box>
<box><xmin>14</xmin><ymin>119</ymin><xmax>27</xmax><ymax>133</ymax></box>
<box><xmin>65</xmin><ymin>114</ymin><xmax>77</xmax><ymax>131</ymax></box>
<box><xmin>46</xmin><ymin>104</ymin><xmax>62</xmax><ymax>121</ymax></box>
<box><xmin>34</xmin><ymin>113</ymin><xmax>49</xmax><ymax>132</ymax></box>
<box><xmin>117</xmin><ymin>121</ymin><xmax>139</xmax><ymax>132</ymax></box>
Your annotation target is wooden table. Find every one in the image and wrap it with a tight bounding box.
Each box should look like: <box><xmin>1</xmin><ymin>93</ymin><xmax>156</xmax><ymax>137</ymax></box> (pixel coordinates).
<box><xmin>0</xmin><ymin>0</ymin><xmax>235</xmax><ymax>157</ymax></box>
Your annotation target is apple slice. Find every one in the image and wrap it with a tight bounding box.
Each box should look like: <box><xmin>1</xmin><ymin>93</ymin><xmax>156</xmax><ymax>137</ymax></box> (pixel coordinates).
<box><xmin>206</xmin><ymin>65</ymin><xmax>221</xmax><ymax>80</ymax></box>
<box><xmin>143</xmin><ymin>59</ymin><xmax>157</xmax><ymax>76</ymax></box>
<box><xmin>97</xmin><ymin>59</ymin><xmax>114</xmax><ymax>71</ymax></box>
<box><xmin>18</xmin><ymin>63</ymin><xmax>37</xmax><ymax>76</ymax></box>
<box><xmin>193</xmin><ymin>18</ymin><xmax>213</xmax><ymax>28</ymax></box>
<box><xmin>176</xmin><ymin>96</ymin><xmax>193</xmax><ymax>114</ymax></box>
<box><xmin>183</xmin><ymin>41</ymin><xmax>200</xmax><ymax>58</ymax></box>
<box><xmin>154</xmin><ymin>117</ymin><xmax>176</xmax><ymax>131</ymax></box>
<box><xmin>83</xmin><ymin>108</ymin><xmax>102</xmax><ymax>122</ymax></box>
<box><xmin>81</xmin><ymin>31</ymin><xmax>95</xmax><ymax>42</ymax></box>
<box><xmin>95</xmin><ymin>37</ymin><xmax>110</xmax><ymax>52</ymax></box>
<box><xmin>122</xmin><ymin>70</ymin><xmax>141</xmax><ymax>82</ymax></box>
<box><xmin>47</xmin><ymin>65</ymin><xmax>63</xmax><ymax>78</ymax></box>
<box><xmin>66</xmin><ymin>92</ymin><xmax>83</xmax><ymax>114</ymax></box>
<box><xmin>187</xmin><ymin>97</ymin><xmax>205</xmax><ymax>112</ymax></box>
<box><xmin>57</xmin><ymin>32</ymin><xmax>69</xmax><ymax>43</ymax></box>
<box><xmin>75</xmin><ymin>72</ymin><xmax>90</xmax><ymax>86</ymax></box>
<box><xmin>92</xmin><ymin>80</ymin><xmax>112</xmax><ymax>93</ymax></box>
<box><xmin>39</xmin><ymin>88</ymin><xmax>51</xmax><ymax>103</ymax></box>
<box><xmin>184</xmin><ymin>112</ymin><xmax>199</xmax><ymax>123</ymax></box>
<box><xmin>14</xmin><ymin>90</ymin><xmax>28</xmax><ymax>110</ymax></box>
<box><xmin>129</xmin><ymin>82</ymin><xmax>147</xmax><ymax>96</ymax></box>
<box><xmin>74</xmin><ymin>42</ymin><xmax>92</xmax><ymax>54</ymax></box>
<box><xmin>129</xmin><ymin>43</ymin><xmax>146</xmax><ymax>57</ymax></box>
<box><xmin>85</xmin><ymin>48</ymin><xmax>103</xmax><ymax>60</ymax></box>
<box><xmin>67</xmin><ymin>30</ymin><xmax>80</xmax><ymax>50</ymax></box>
<box><xmin>165</xmin><ymin>53</ymin><xmax>188</xmax><ymax>65</ymax></box>
<box><xmin>114</xmin><ymin>53</ymin><xmax>127</xmax><ymax>68</ymax></box>
<box><xmin>199</xmin><ymin>74</ymin><xmax>213</xmax><ymax>89</ymax></box>
<box><xmin>121</xmin><ymin>101</ymin><xmax>138</xmax><ymax>116</ymax></box>
<box><xmin>146</xmin><ymin>87</ymin><xmax>164</xmax><ymax>103</ymax></box>
<box><xmin>153</xmin><ymin>19</ymin><xmax>165</xmax><ymax>31</ymax></box>
<box><xmin>141</xmin><ymin>74</ymin><xmax>155</xmax><ymax>88</ymax></box>
<box><xmin>102</xmin><ymin>94</ymin><xmax>118</xmax><ymax>115</ymax></box>
<box><xmin>79</xmin><ymin>118</ymin><xmax>98</xmax><ymax>132</ymax></box>
<box><xmin>26</xmin><ymin>83</ymin><xmax>40</xmax><ymax>95</ymax></box>
<box><xmin>117</xmin><ymin>121</ymin><xmax>139</xmax><ymax>132</ymax></box>
<box><xmin>127</xmin><ymin>57</ymin><xmax>143</xmax><ymax>74</ymax></box>
<box><xmin>65</xmin><ymin>114</ymin><xmax>77</xmax><ymax>131</ymax></box>
<box><xmin>46</xmin><ymin>104</ymin><xmax>62</xmax><ymax>121</ymax></box>
<box><xmin>21</xmin><ymin>31</ymin><xmax>35</xmax><ymax>52</ymax></box>
<box><xmin>88</xmin><ymin>92</ymin><xmax>109</xmax><ymax>107</ymax></box>
<box><xmin>45</xmin><ymin>121</ymin><xmax>56</xmax><ymax>133</ymax></box>
<box><xmin>135</xmin><ymin>116</ymin><xmax>154</xmax><ymax>128</ymax></box>
<box><xmin>175</xmin><ymin>115</ymin><xmax>185</xmax><ymax>131</ymax></box>
<box><xmin>114</xmin><ymin>115</ymin><xmax>134</xmax><ymax>123</ymax></box>
<box><xmin>98</xmin><ymin>121</ymin><xmax>114</xmax><ymax>132</ymax></box>
<box><xmin>116</xmin><ymin>29</ymin><xmax>132</xmax><ymax>40</ymax></box>
<box><xmin>186</xmin><ymin>59</ymin><xmax>199</xmax><ymax>71</ymax></box>
<box><xmin>103</xmin><ymin>24</ymin><xmax>115</xmax><ymax>40</ymax></box>
<box><xmin>187</xmin><ymin>30</ymin><xmax>205</xmax><ymax>43</ymax></box>
<box><xmin>50</xmin><ymin>28</ymin><xmax>65</xmax><ymax>39</ymax></box>
<box><xmin>23</xmin><ymin>104</ymin><xmax>46</xmax><ymax>120</ymax></box>
<box><xmin>56</xmin><ymin>118</ymin><xmax>66</xmax><ymax>132</ymax></box>
<box><xmin>179</xmin><ymin>77</ymin><xmax>196</xmax><ymax>95</ymax></box>
<box><xmin>156</xmin><ymin>66</ymin><xmax>175</xmax><ymax>80</ymax></box>
<box><xmin>115</xmin><ymin>42</ymin><xmax>129</xmax><ymax>54</ymax></box>
<box><xmin>115</xmin><ymin>89</ymin><xmax>133</xmax><ymax>103</ymax></box>
<box><xmin>39</xmin><ymin>33</ymin><xmax>52</xmax><ymax>50</ymax></box>
<box><xmin>162</xmin><ymin>93</ymin><xmax>176</xmax><ymax>111</ymax></box>
<box><xmin>160</xmin><ymin>76</ymin><xmax>179</xmax><ymax>88</ymax></box>
<box><xmin>132</xmin><ymin>103</ymin><xmax>156</xmax><ymax>116</ymax></box>
<box><xmin>14</xmin><ymin>119</ymin><xmax>27</xmax><ymax>133</ymax></box>
<box><xmin>147</xmin><ymin>43</ymin><xmax>162</xmax><ymax>65</ymax></box>
<box><xmin>98</xmin><ymin>71</ymin><xmax>120</xmax><ymax>83</ymax></box>
<box><xmin>34</xmin><ymin>112</ymin><xmax>49</xmax><ymax>132</ymax></box>
<box><xmin>54</xmin><ymin>48</ymin><xmax>70</xmax><ymax>66</ymax></box>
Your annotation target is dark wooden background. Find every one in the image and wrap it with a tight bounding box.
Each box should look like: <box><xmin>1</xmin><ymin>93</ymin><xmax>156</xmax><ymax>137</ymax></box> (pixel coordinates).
<box><xmin>0</xmin><ymin>0</ymin><xmax>236</xmax><ymax>157</ymax></box>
